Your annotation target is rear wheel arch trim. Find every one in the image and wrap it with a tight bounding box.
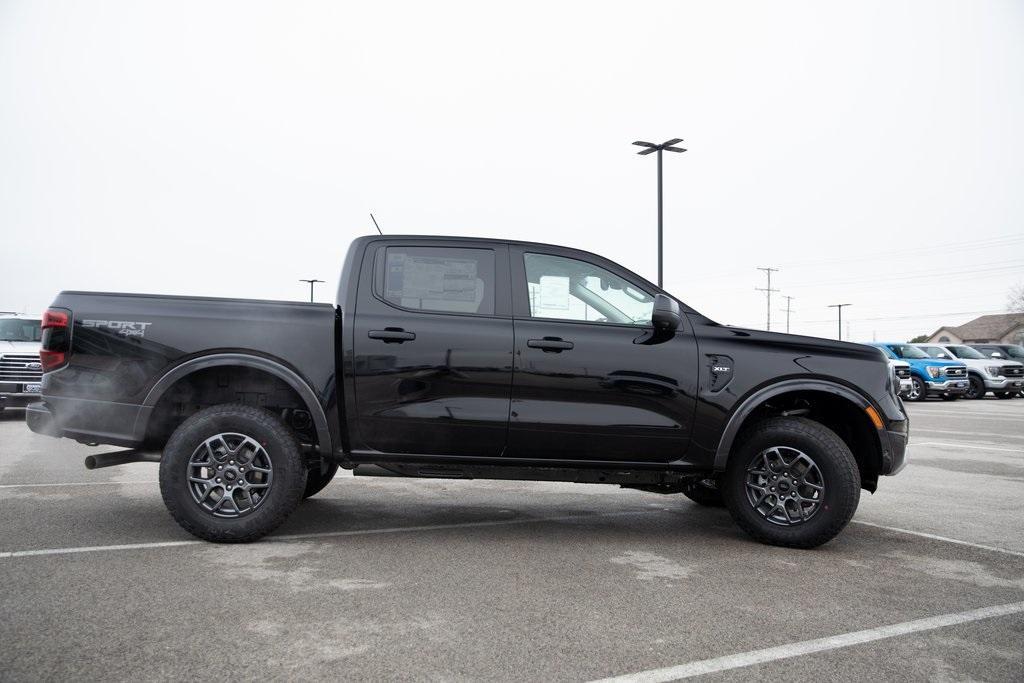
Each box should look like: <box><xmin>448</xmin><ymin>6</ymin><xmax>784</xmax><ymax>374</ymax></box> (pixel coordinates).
<box><xmin>137</xmin><ymin>353</ymin><xmax>333</xmax><ymax>455</ymax></box>
<box><xmin>713</xmin><ymin>379</ymin><xmax>874</xmax><ymax>471</ymax></box>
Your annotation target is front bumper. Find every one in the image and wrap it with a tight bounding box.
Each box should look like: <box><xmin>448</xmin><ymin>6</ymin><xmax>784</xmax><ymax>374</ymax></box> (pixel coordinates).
<box><xmin>897</xmin><ymin>378</ymin><xmax>913</xmax><ymax>395</ymax></box>
<box><xmin>925</xmin><ymin>378</ymin><xmax>968</xmax><ymax>393</ymax></box>
<box><xmin>984</xmin><ymin>376</ymin><xmax>1024</xmax><ymax>391</ymax></box>
<box><xmin>882</xmin><ymin>427</ymin><xmax>908</xmax><ymax>475</ymax></box>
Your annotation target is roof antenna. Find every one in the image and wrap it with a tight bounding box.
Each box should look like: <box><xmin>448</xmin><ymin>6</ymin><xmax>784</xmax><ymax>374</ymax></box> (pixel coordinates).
<box><xmin>370</xmin><ymin>213</ymin><xmax>383</xmax><ymax>235</ymax></box>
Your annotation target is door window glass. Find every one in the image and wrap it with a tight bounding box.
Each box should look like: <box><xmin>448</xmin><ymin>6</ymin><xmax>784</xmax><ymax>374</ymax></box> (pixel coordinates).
<box><xmin>523</xmin><ymin>253</ymin><xmax>653</xmax><ymax>325</ymax></box>
<box><xmin>383</xmin><ymin>247</ymin><xmax>495</xmax><ymax>315</ymax></box>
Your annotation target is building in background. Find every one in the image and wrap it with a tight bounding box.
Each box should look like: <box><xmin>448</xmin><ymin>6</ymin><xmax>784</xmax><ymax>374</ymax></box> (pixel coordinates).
<box><xmin>928</xmin><ymin>313</ymin><xmax>1024</xmax><ymax>345</ymax></box>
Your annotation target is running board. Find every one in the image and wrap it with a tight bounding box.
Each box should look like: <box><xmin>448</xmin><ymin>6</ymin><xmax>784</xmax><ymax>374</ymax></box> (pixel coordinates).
<box><xmin>84</xmin><ymin>449</ymin><xmax>162</xmax><ymax>470</ymax></box>
<box><xmin>352</xmin><ymin>463</ymin><xmax>694</xmax><ymax>486</ymax></box>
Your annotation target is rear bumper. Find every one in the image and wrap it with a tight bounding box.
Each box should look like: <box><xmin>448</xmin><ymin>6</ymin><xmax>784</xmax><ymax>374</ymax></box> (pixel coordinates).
<box><xmin>25</xmin><ymin>401</ymin><xmax>61</xmax><ymax>436</ymax></box>
<box><xmin>25</xmin><ymin>396</ymin><xmax>148</xmax><ymax>448</ymax></box>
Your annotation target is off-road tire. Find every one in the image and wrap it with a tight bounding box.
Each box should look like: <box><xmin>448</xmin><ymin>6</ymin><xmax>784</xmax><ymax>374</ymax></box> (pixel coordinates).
<box><xmin>722</xmin><ymin>416</ymin><xmax>860</xmax><ymax>549</ymax></box>
<box><xmin>160</xmin><ymin>403</ymin><xmax>307</xmax><ymax>542</ymax></box>
<box><xmin>303</xmin><ymin>462</ymin><xmax>339</xmax><ymax>499</ymax></box>
<box><xmin>682</xmin><ymin>477</ymin><xmax>724</xmax><ymax>507</ymax></box>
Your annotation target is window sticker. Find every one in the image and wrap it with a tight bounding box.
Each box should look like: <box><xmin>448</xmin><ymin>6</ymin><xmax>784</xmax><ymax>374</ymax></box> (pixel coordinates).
<box><xmin>539</xmin><ymin>275</ymin><xmax>571</xmax><ymax>310</ymax></box>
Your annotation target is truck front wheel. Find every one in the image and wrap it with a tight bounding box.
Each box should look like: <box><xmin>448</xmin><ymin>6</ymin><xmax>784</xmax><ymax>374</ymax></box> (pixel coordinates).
<box><xmin>159</xmin><ymin>404</ymin><xmax>307</xmax><ymax>542</ymax></box>
<box><xmin>908</xmin><ymin>376</ymin><xmax>927</xmax><ymax>402</ymax></box>
<box><xmin>722</xmin><ymin>417</ymin><xmax>860</xmax><ymax>549</ymax></box>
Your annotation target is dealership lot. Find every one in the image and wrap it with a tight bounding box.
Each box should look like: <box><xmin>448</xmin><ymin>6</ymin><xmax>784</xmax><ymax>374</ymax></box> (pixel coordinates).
<box><xmin>1</xmin><ymin>401</ymin><xmax>1022</xmax><ymax>681</ymax></box>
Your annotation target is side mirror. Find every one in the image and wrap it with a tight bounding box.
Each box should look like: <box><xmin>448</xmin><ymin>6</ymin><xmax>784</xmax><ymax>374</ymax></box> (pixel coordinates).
<box><xmin>652</xmin><ymin>294</ymin><xmax>681</xmax><ymax>331</ymax></box>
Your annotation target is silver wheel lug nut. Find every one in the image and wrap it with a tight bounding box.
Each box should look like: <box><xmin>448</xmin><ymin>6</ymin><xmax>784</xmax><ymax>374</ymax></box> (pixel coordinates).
<box><xmin>216</xmin><ymin>478</ymin><xmax>221</xmax><ymax>482</ymax></box>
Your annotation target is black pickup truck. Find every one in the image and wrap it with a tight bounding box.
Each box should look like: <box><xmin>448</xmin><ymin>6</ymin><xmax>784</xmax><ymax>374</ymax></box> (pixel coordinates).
<box><xmin>28</xmin><ymin>236</ymin><xmax>908</xmax><ymax>548</ymax></box>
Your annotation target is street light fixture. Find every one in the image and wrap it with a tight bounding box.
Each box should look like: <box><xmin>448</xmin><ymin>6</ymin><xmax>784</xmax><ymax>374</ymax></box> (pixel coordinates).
<box><xmin>633</xmin><ymin>137</ymin><xmax>687</xmax><ymax>287</ymax></box>
<box><xmin>828</xmin><ymin>303</ymin><xmax>851</xmax><ymax>340</ymax></box>
<box><xmin>300</xmin><ymin>279</ymin><xmax>325</xmax><ymax>303</ymax></box>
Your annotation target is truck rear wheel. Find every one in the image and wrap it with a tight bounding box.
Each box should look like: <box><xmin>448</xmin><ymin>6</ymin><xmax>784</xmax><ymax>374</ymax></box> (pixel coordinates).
<box><xmin>303</xmin><ymin>462</ymin><xmax>339</xmax><ymax>499</ymax></box>
<box><xmin>159</xmin><ymin>404</ymin><xmax>307</xmax><ymax>542</ymax></box>
<box><xmin>722</xmin><ymin>417</ymin><xmax>860</xmax><ymax>549</ymax></box>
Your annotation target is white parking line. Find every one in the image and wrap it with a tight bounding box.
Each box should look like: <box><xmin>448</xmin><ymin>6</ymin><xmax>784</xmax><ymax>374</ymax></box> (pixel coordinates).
<box><xmin>0</xmin><ymin>481</ymin><xmax>158</xmax><ymax>489</ymax></box>
<box><xmin>587</xmin><ymin>601</ymin><xmax>1024</xmax><ymax>682</ymax></box>
<box><xmin>912</xmin><ymin>441</ymin><xmax>1023</xmax><ymax>453</ymax></box>
<box><xmin>0</xmin><ymin>508</ymin><xmax>665</xmax><ymax>560</ymax></box>
<box><xmin>912</xmin><ymin>428</ymin><xmax>1024</xmax><ymax>441</ymax></box>
<box><xmin>851</xmin><ymin>521</ymin><xmax>1024</xmax><ymax>558</ymax></box>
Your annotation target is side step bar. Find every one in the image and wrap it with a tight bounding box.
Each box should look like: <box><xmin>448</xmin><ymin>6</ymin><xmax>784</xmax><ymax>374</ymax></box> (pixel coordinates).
<box><xmin>352</xmin><ymin>462</ymin><xmax>695</xmax><ymax>486</ymax></box>
<box><xmin>84</xmin><ymin>449</ymin><xmax>162</xmax><ymax>470</ymax></box>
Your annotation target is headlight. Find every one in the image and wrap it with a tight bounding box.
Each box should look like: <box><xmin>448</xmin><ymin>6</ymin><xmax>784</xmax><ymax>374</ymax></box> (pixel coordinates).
<box><xmin>926</xmin><ymin>366</ymin><xmax>941</xmax><ymax>378</ymax></box>
<box><xmin>986</xmin><ymin>366</ymin><xmax>1001</xmax><ymax>376</ymax></box>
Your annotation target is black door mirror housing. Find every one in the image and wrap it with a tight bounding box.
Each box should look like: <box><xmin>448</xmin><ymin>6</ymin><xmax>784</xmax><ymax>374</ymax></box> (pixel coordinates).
<box><xmin>652</xmin><ymin>294</ymin><xmax>681</xmax><ymax>331</ymax></box>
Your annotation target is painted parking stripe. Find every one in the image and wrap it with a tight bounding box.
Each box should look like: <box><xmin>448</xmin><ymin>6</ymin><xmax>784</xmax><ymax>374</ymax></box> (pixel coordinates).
<box><xmin>852</xmin><ymin>520</ymin><xmax>1024</xmax><ymax>558</ymax></box>
<box><xmin>588</xmin><ymin>601</ymin><xmax>1024</xmax><ymax>683</ymax></box>
<box><xmin>912</xmin><ymin>428</ymin><xmax>1024</xmax><ymax>440</ymax></box>
<box><xmin>0</xmin><ymin>508</ymin><xmax>665</xmax><ymax>560</ymax></box>
<box><xmin>912</xmin><ymin>441</ymin><xmax>1023</xmax><ymax>453</ymax></box>
<box><xmin>0</xmin><ymin>481</ymin><xmax>158</xmax><ymax>489</ymax></box>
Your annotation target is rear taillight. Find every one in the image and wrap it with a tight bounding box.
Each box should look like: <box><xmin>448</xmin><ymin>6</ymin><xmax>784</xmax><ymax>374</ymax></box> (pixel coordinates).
<box><xmin>40</xmin><ymin>308</ymin><xmax>70</xmax><ymax>372</ymax></box>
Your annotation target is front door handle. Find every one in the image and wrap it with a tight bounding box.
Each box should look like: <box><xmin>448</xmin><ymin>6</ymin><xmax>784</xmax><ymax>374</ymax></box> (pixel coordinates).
<box><xmin>368</xmin><ymin>328</ymin><xmax>416</xmax><ymax>343</ymax></box>
<box><xmin>527</xmin><ymin>337</ymin><xmax>574</xmax><ymax>352</ymax></box>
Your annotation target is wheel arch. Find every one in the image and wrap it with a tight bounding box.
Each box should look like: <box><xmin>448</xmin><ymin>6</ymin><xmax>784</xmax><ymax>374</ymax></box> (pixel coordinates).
<box><xmin>136</xmin><ymin>353</ymin><xmax>333</xmax><ymax>455</ymax></box>
<box><xmin>713</xmin><ymin>379</ymin><xmax>884</xmax><ymax>490</ymax></box>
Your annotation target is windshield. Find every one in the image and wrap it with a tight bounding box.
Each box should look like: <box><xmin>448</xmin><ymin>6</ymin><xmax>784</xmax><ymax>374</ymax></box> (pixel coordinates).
<box><xmin>1003</xmin><ymin>345</ymin><xmax>1024</xmax><ymax>359</ymax></box>
<box><xmin>0</xmin><ymin>318</ymin><xmax>41</xmax><ymax>342</ymax></box>
<box><xmin>888</xmin><ymin>344</ymin><xmax>929</xmax><ymax>359</ymax></box>
<box><xmin>917</xmin><ymin>345</ymin><xmax>951</xmax><ymax>359</ymax></box>
<box><xmin>948</xmin><ymin>345</ymin><xmax>985</xmax><ymax>360</ymax></box>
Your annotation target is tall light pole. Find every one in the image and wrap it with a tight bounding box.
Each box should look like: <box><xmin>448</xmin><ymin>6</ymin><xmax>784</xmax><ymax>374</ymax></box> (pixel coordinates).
<box><xmin>781</xmin><ymin>295</ymin><xmax>795</xmax><ymax>333</ymax></box>
<box><xmin>828</xmin><ymin>303</ymin><xmax>851</xmax><ymax>340</ymax></box>
<box><xmin>633</xmin><ymin>138</ymin><xmax>686</xmax><ymax>287</ymax></box>
<box><xmin>300</xmin><ymin>279</ymin><xmax>325</xmax><ymax>303</ymax></box>
<box><xmin>755</xmin><ymin>267</ymin><xmax>779</xmax><ymax>331</ymax></box>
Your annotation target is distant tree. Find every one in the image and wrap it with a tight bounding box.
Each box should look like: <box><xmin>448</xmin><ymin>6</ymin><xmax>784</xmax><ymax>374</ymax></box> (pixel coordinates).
<box><xmin>908</xmin><ymin>334</ymin><xmax>930</xmax><ymax>343</ymax></box>
<box><xmin>1009</xmin><ymin>282</ymin><xmax>1024</xmax><ymax>313</ymax></box>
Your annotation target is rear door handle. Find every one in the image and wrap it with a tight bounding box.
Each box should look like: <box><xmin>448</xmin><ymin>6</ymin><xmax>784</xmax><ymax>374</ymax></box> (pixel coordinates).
<box><xmin>527</xmin><ymin>337</ymin><xmax>574</xmax><ymax>352</ymax></box>
<box><xmin>368</xmin><ymin>328</ymin><xmax>416</xmax><ymax>343</ymax></box>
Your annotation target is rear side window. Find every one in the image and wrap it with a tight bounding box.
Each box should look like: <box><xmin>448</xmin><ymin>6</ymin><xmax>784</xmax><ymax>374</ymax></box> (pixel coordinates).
<box><xmin>382</xmin><ymin>246</ymin><xmax>495</xmax><ymax>315</ymax></box>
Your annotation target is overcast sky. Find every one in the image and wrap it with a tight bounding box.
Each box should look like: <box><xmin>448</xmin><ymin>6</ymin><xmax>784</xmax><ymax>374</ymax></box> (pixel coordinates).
<box><xmin>2</xmin><ymin>0</ymin><xmax>1022</xmax><ymax>341</ymax></box>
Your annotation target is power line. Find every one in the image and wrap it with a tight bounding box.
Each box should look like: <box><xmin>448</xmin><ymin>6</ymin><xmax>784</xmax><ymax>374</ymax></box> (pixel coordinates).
<box><xmin>755</xmin><ymin>267</ymin><xmax>779</xmax><ymax>331</ymax></box>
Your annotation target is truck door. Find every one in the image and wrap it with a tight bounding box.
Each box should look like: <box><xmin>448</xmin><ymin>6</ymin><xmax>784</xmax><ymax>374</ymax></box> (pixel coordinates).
<box><xmin>507</xmin><ymin>246</ymin><xmax>698</xmax><ymax>463</ymax></box>
<box><xmin>351</xmin><ymin>241</ymin><xmax>513</xmax><ymax>457</ymax></box>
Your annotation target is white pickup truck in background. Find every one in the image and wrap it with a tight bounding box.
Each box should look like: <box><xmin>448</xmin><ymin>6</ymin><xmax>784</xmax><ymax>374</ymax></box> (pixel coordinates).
<box><xmin>0</xmin><ymin>313</ymin><xmax>43</xmax><ymax>413</ymax></box>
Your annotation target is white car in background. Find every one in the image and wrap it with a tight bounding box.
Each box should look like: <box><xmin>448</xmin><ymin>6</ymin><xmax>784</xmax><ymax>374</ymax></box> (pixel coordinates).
<box><xmin>913</xmin><ymin>342</ymin><xmax>1024</xmax><ymax>400</ymax></box>
<box><xmin>0</xmin><ymin>313</ymin><xmax>43</xmax><ymax>413</ymax></box>
<box><xmin>890</xmin><ymin>359</ymin><xmax>913</xmax><ymax>398</ymax></box>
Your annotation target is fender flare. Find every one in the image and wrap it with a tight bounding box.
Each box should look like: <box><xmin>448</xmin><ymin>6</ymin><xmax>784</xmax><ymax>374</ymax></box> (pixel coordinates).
<box><xmin>713</xmin><ymin>378</ymin><xmax>872</xmax><ymax>471</ymax></box>
<box><xmin>136</xmin><ymin>353</ymin><xmax>333</xmax><ymax>455</ymax></box>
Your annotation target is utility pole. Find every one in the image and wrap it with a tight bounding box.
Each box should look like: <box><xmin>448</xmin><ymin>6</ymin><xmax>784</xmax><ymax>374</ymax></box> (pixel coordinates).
<box><xmin>300</xmin><ymin>279</ymin><xmax>325</xmax><ymax>303</ymax></box>
<box><xmin>633</xmin><ymin>138</ymin><xmax>687</xmax><ymax>287</ymax></box>
<box><xmin>828</xmin><ymin>303</ymin><xmax>851</xmax><ymax>340</ymax></box>
<box><xmin>780</xmin><ymin>295</ymin><xmax>795</xmax><ymax>334</ymax></box>
<box><xmin>755</xmin><ymin>267</ymin><xmax>779</xmax><ymax>331</ymax></box>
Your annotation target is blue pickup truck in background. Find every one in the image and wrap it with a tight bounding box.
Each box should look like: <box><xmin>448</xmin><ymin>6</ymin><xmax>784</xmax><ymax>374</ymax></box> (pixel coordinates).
<box><xmin>866</xmin><ymin>342</ymin><xmax>969</xmax><ymax>402</ymax></box>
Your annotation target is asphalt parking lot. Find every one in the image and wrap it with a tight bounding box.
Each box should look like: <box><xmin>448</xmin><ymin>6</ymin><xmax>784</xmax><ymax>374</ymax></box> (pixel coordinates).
<box><xmin>1</xmin><ymin>400</ymin><xmax>1022</xmax><ymax>682</ymax></box>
